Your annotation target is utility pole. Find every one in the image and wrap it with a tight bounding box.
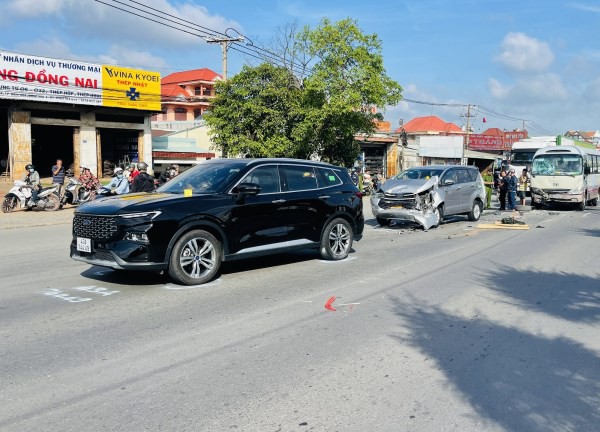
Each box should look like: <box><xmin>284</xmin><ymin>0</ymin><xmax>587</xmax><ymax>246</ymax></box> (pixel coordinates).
<box><xmin>206</xmin><ymin>36</ymin><xmax>244</xmax><ymax>158</ymax></box>
<box><xmin>206</xmin><ymin>36</ymin><xmax>244</xmax><ymax>80</ymax></box>
<box><xmin>461</xmin><ymin>104</ymin><xmax>475</xmax><ymax>165</ymax></box>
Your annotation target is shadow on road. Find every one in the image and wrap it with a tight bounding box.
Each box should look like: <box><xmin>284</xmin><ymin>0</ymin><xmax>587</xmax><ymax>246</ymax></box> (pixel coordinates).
<box><xmin>579</xmin><ymin>228</ymin><xmax>600</xmax><ymax>238</ymax></box>
<box><xmin>482</xmin><ymin>266</ymin><xmax>600</xmax><ymax>323</ymax></box>
<box><xmin>392</xmin><ymin>299</ymin><xmax>600</xmax><ymax>431</ymax></box>
<box><xmin>79</xmin><ymin>248</ymin><xmax>354</xmax><ymax>286</ymax></box>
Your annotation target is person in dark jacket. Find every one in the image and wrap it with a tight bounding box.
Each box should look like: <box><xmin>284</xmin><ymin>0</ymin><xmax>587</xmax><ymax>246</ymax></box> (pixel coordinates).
<box><xmin>131</xmin><ymin>162</ymin><xmax>155</xmax><ymax>193</ymax></box>
<box><xmin>506</xmin><ymin>169</ymin><xmax>518</xmax><ymax>210</ymax></box>
<box><xmin>498</xmin><ymin>170</ymin><xmax>508</xmax><ymax>210</ymax></box>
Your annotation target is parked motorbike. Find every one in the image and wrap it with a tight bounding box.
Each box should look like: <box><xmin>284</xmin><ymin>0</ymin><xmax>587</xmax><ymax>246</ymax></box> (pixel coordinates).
<box><xmin>60</xmin><ymin>177</ymin><xmax>95</xmax><ymax>208</ymax></box>
<box><xmin>2</xmin><ymin>181</ymin><xmax>60</xmax><ymax>213</ymax></box>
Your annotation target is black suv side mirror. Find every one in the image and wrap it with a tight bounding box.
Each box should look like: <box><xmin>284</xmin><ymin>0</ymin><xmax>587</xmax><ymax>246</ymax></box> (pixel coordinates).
<box><xmin>584</xmin><ymin>166</ymin><xmax>591</xmax><ymax>175</ymax></box>
<box><xmin>233</xmin><ymin>183</ymin><xmax>261</xmax><ymax>196</ymax></box>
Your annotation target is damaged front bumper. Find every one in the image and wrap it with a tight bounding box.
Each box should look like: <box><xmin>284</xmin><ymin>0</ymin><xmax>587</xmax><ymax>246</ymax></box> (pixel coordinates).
<box><xmin>370</xmin><ymin>192</ymin><xmax>442</xmax><ymax>230</ymax></box>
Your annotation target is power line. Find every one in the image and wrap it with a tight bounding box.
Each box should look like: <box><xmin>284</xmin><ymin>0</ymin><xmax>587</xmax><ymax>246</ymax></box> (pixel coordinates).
<box><xmin>95</xmin><ymin>0</ymin><xmax>313</xmax><ymax>78</ymax></box>
<box><xmin>401</xmin><ymin>98</ymin><xmax>554</xmax><ymax>135</ymax></box>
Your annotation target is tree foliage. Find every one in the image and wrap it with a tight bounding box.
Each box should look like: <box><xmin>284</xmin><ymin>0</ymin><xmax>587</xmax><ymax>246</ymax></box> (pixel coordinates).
<box><xmin>204</xmin><ymin>18</ymin><xmax>403</xmax><ymax>166</ymax></box>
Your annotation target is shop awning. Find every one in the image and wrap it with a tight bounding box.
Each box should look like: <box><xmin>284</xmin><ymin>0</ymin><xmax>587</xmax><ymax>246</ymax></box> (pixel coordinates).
<box><xmin>464</xmin><ymin>149</ymin><xmax>502</xmax><ymax>160</ymax></box>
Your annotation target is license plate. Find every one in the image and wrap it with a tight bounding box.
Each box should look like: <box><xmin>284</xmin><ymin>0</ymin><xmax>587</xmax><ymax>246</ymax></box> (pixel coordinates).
<box><xmin>549</xmin><ymin>194</ymin><xmax>562</xmax><ymax>199</ymax></box>
<box><xmin>77</xmin><ymin>237</ymin><xmax>92</xmax><ymax>253</ymax></box>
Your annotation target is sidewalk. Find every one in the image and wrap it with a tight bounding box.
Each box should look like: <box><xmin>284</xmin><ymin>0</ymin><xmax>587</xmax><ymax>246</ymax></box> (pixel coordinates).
<box><xmin>0</xmin><ymin>205</ymin><xmax>76</xmax><ymax>229</ymax></box>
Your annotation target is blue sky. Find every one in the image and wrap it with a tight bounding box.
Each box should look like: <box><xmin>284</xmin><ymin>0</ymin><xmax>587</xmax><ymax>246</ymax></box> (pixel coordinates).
<box><xmin>1</xmin><ymin>0</ymin><xmax>600</xmax><ymax>136</ymax></box>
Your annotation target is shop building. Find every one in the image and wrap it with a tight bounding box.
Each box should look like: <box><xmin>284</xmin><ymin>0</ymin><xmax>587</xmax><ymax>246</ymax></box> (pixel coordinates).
<box><xmin>1</xmin><ymin>50</ymin><xmax>160</xmax><ymax>179</ymax></box>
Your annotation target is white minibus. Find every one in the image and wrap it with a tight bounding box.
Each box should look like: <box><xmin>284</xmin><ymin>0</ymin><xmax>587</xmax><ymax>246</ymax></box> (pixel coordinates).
<box><xmin>530</xmin><ymin>145</ymin><xmax>600</xmax><ymax>210</ymax></box>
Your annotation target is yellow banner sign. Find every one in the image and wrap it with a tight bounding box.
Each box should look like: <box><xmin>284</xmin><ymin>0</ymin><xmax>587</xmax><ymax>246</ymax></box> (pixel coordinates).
<box><xmin>102</xmin><ymin>65</ymin><xmax>161</xmax><ymax>111</ymax></box>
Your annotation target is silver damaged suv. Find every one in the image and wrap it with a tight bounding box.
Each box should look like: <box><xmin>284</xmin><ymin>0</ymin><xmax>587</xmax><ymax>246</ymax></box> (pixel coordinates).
<box><xmin>370</xmin><ymin>165</ymin><xmax>486</xmax><ymax>230</ymax></box>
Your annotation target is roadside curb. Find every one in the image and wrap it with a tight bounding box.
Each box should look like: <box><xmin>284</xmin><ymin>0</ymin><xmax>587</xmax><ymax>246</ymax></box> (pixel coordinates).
<box><xmin>0</xmin><ymin>207</ymin><xmax>75</xmax><ymax>230</ymax></box>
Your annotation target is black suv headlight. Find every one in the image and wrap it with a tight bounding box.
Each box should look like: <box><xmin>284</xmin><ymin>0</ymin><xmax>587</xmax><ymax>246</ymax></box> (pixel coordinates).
<box><xmin>120</xmin><ymin>211</ymin><xmax>161</xmax><ymax>221</ymax></box>
<box><xmin>120</xmin><ymin>211</ymin><xmax>161</xmax><ymax>242</ymax></box>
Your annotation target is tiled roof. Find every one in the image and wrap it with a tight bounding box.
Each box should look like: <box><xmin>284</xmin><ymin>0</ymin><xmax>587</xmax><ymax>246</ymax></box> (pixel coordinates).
<box><xmin>397</xmin><ymin>116</ymin><xmax>461</xmax><ymax>133</ymax></box>
<box><xmin>481</xmin><ymin>127</ymin><xmax>505</xmax><ymax>137</ymax></box>
<box><xmin>161</xmin><ymin>83</ymin><xmax>189</xmax><ymax>98</ymax></box>
<box><xmin>162</xmin><ymin>68</ymin><xmax>221</xmax><ymax>85</ymax></box>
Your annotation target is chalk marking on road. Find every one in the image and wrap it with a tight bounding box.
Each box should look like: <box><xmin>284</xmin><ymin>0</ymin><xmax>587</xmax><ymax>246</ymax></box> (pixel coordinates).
<box><xmin>337</xmin><ymin>302</ymin><xmax>360</xmax><ymax>307</ymax></box>
<box><xmin>302</xmin><ymin>300</ymin><xmax>313</xmax><ymax>303</ymax></box>
<box><xmin>41</xmin><ymin>288</ymin><xmax>92</xmax><ymax>303</ymax></box>
<box><xmin>582</xmin><ymin>212</ymin><xmax>591</xmax><ymax>218</ymax></box>
<box><xmin>163</xmin><ymin>279</ymin><xmax>222</xmax><ymax>290</ymax></box>
<box><xmin>74</xmin><ymin>286</ymin><xmax>120</xmax><ymax>296</ymax></box>
<box><xmin>324</xmin><ymin>296</ymin><xmax>336</xmax><ymax>311</ymax></box>
<box><xmin>318</xmin><ymin>256</ymin><xmax>357</xmax><ymax>264</ymax></box>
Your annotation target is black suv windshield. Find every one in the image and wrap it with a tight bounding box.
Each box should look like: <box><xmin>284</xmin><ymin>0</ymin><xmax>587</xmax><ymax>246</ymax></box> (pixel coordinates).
<box><xmin>157</xmin><ymin>162</ymin><xmax>247</xmax><ymax>194</ymax></box>
<box><xmin>395</xmin><ymin>168</ymin><xmax>445</xmax><ymax>180</ymax></box>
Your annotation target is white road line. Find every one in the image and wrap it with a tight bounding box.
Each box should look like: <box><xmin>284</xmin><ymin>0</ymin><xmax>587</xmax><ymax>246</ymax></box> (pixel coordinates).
<box><xmin>318</xmin><ymin>256</ymin><xmax>357</xmax><ymax>263</ymax></box>
<box><xmin>163</xmin><ymin>279</ymin><xmax>222</xmax><ymax>290</ymax></box>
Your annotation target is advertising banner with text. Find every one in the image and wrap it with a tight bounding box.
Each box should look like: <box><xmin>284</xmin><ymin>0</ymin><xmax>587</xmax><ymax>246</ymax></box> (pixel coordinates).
<box><xmin>467</xmin><ymin>134</ymin><xmax>505</xmax><ymax>151</ymax></box>
<box><xmin>0</xmin><ymin>51</ymin><xmax>160</xmax><ymax>111</ymax></box>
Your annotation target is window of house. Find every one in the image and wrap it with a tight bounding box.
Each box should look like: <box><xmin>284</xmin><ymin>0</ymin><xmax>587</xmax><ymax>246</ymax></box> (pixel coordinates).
<box><xmin>203</xmin><ymin>87</ymin><xmax>212</xmax><ymax>96</ymax></box>
<box><xmin>174</xmin><ymin>108</ymin><xmax>187</xmax><ymax>113</ymax></box>
<box><xmin>194</xmin><ymin>86</ymin><xmax>201</xmax><ymax>95</ymax></box>
<box><xmin>193</xmin><ymin>109</ymin><xmax>202</xmax><ymax>119</ymax></box>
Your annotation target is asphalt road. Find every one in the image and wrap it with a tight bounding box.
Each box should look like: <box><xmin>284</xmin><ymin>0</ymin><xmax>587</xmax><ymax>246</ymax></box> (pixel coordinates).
<box><xmin>1</xmin><ymin>203</ymin><xmax>599</xmax><ymax>432</ymax></box>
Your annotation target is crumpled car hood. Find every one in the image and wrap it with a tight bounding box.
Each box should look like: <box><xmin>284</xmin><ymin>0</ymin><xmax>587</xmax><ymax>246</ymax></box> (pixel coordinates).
<box><xmin>381</xmin><ymin>176</ymin><xmax>438</xmax><ymax>194</ymax></box>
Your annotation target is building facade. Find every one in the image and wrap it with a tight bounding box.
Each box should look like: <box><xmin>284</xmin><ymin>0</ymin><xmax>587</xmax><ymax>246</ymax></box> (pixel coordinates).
<box><xmin>152</xmin><ymin>68</ymin><xmax>221</xmax><ymax>124</ymax></box>
<box><xmin>1</xmin><ymin>51</ymin><xmax>160</xmax><ymax>179</ymax></box>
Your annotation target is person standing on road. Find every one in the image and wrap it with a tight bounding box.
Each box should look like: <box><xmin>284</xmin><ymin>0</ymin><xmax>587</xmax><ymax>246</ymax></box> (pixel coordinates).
<box><xmin>130</xmin><ymin>162</ymin><xmax>155</xmax><ymax>193</ymax></box>
<box><xmin>517</xmin><ymin>168</ymin><xmax>529</xmax><ymax>206</ymax></box>
<box><xmin>52</xmin><ymin>159</ymin><xmax>65</xmax><ymax>196</ymax></box>
<box><xmin>350</xmin><ymin>168</ymin><xmax>359</xmax><ymax>187</ymax></box>
<box><xmin>498</xmin><ymin>170</ymin><xmax>508</xmax><ymax>210</ymax></box>
<box><xmin>507</xmin><ymin>169</ymin><xmax>518</xmax><ymax>210</ymax></box>
<box><xmin>482</xmin><ymin>170</ymin><xmax>494</xmax><ymax>209</ymax></box>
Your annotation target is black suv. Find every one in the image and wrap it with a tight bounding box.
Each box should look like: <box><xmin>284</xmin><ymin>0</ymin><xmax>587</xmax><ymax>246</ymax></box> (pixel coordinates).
<box><xmin>70</xmin><ymin>158</ymin><xmax>364</xmax><ymax>285</ymax></box>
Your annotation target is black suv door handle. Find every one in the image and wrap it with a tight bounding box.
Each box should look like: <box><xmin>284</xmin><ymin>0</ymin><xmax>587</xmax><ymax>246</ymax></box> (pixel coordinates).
<box><xmin>272</xmin><ymin>199</ymin><xmax>286</xmax><ymax>204</ymax></box>
<box><xmin>319</xmin><ymin>195</ymin><xmax>330</xmax><ymax>199</ymax></box>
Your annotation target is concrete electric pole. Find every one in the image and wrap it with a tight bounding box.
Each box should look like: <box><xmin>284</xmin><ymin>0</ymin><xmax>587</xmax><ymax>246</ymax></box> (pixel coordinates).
<box><xmin>462</xmin><ymin>104</ymin><xmax>475</xmax><ymax>164</ymax></box>
<box><xmin>206</xmin><ymin>37</ymin><xmax>244</xmax><ymax>80</ymax></box>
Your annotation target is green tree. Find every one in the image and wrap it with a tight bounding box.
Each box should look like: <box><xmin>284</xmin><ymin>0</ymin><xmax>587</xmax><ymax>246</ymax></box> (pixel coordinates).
<box><xmin>204</xmin><ymin>63</ymin><xmax>303</xmax><ymax>158</ymax></box>
<box><xmin>204</xmin><ymin>18</ymin><xmax>403</xmax><ymax>166</ymax></box>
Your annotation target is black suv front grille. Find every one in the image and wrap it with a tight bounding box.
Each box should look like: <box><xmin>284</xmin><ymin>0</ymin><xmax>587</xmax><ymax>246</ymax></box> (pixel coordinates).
<box><xmin>73</xmin><ymin>214</ymin><xmax>119</xmax><ymax>241</ymax></box>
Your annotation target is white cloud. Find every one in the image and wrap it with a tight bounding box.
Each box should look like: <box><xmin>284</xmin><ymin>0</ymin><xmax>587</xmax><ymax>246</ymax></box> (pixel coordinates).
<box><xmin>15</xmin><ymin>37</ymin><xmax>167</xmax><ymax>69</ymax></box>
<box><xmin>495</xmin><ymin>32</ymin><xmax>554</xmax><ymax>72</ymax></box>
<box><xmin>488</xmin><ymin>73</ymin><xmax>568</xmax><ymax>103</ymax></box>
<box><xmin>585</xmin><ymin>78</ymin><xmax>600</xmax><ymax>99</ymax></box>
<box><xmin>5</xmin><ymin>0</ymin><xmax>242</xmax><ymax>50</ymax></box>
<box><xmin>7</xmin><ymin>0</ymin><xmax>74</xmax><ymax>17</ymax></box>
<box><xmin>568</xmin><ymin>2</ymin><xmax>600</xmax><ymax>14</ymax></box>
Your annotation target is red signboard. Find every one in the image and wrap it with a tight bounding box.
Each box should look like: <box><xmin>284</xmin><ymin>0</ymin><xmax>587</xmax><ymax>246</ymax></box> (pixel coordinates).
<box><xmin>466</xmin><ymin>134</ymin><xmax>504</xmax><ymax>151</ymax></box>
<box><xmin>503</xmin><ymin>130</ymin><xmax>528</xmax><ymax>150</ymax></box>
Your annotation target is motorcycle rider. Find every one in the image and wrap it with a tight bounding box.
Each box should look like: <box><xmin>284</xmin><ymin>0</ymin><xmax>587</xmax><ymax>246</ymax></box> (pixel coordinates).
<box><xmin>23</xmin><ymin>164</ymin><xmax>41</xmax><ymax>204</ymax></box>
<box><xmin>79</xmin><ymin>165</ymin><xmax>100</xmax><ymax>200</ymax></box>
<box><xmin>125</xmin><ymin>163</ymin><xmax>140</xmax><ymax>183</ymax></box>
<box><xmin>158</xmin><ymin>164</ymin><xmax>179</xmax><ymax>185</ymax></box>
<box><xmin>103</xmin><ymin>167</ymin><xmax>129</xmax><ymax>195</ymax></box>
<box><xmin>130</xmin><ymin>162</ymin><xmax>155</xmax><ymax>193</ymax></box>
